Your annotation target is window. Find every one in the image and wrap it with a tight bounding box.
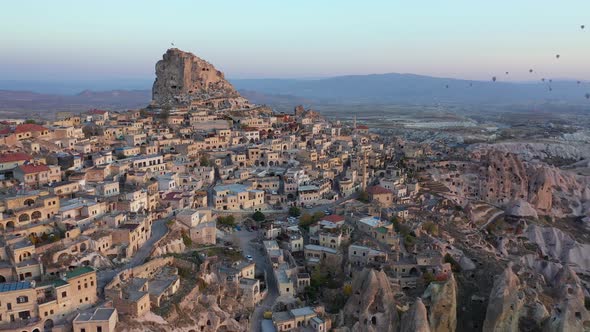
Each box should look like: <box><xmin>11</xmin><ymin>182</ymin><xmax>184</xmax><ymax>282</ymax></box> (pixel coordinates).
<box><xmin>97</xmin><ymin>327</ymin><xmax>102</xmax><ymax>332</ymax></box>
<box><xmin>16</xmin><ymin>296</ymin><xmax>28</xmax><ymax>304</ymax></box>
<box><xmin>61</xmin><ymin>291</ymin><xmax>67</xmax><ymax>298</ymax></box>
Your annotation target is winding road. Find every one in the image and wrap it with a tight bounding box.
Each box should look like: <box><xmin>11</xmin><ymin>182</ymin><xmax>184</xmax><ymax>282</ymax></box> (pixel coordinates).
<box><xmin>97</xmin><ymin>218</ymin><xmax>169</xmax><ymax>290</ymax></box>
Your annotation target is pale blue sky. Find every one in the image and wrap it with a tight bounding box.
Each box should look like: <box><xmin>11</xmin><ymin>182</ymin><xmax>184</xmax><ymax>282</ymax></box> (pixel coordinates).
<box><xmin>1</xmin><ymin>0</ymin><xmax>588</xmax><ymax>81</ymax></box>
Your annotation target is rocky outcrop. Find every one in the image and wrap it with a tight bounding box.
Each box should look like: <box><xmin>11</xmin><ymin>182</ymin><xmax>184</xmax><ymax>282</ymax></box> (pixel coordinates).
<box><xmin>343</xmin><ymin>268</ymin><xmax>399</xmax><ymax>332</ymax></box>
<box><xmin>452</xmin><ymin>147</ymin><xmax>590</xmax><ymax>217</ymax></box>
<box><xmin>482</xmin><ymin>265</ymin><xmax>525</xmax><ymax>332</ymax></box>
<box><xmin>152</xmin><ymin>48</ymin><xmax>249</xmax><ymax>110</ymax></box>
<box><xmin>401</xmin><ymin>298</ymin><xmax>431</xmax><ymax>332</ymax></box>
<box><xmin>151</xmin><ymin>238</ymin><xmax>185</xmax><ymax>257</ymax></box>
<box><xmin>422</xmin><ymin>274</ymin><xmax>457</xmax><ymax>332</ymax></box>
<box><xmin>505</xmin><ymin>199</ymin><xmax>538</xmax><ymax>219</ymax></box>
<box><xmin>525</xmin><ymin>224</ymin><xmax>590</xmax><ymax>275</ymax></box>
<box><xmin>544</xmin><ymin>267</ymin><xmax>590</xmax><ymax>332</ymax></box>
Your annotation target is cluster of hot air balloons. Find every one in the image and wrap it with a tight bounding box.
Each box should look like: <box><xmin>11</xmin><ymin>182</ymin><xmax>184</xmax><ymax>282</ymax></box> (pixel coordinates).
<box><xmin>444</xmin><ymin>24</ymin><xmax>589</xmax><ymax>100</ymax></box>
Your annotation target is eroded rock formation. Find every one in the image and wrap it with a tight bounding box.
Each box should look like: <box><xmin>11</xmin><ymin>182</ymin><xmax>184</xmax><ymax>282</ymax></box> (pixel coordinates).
<box><xmin>343</xmin><ymin>268</ymin><xmax>399</xmax><ymax>332</ymax></box>
<box><xmin>401</xmin><ymin>298</ymin><xmax>431</xmax><ymax>332</ymax></box>
<box><xmin>422</xmin><ymin>274</ymin><xmax>457</xmax><ymax>332</ymax></box>
<box><xmin>482</xmin><ymin>265</ymin><xmax>525</xmax><ymax>332</ymax></box>
<box><xmin>152</xmin><ymin>48</ymin><xmax>249</xmax><ymax>109</ymax></box>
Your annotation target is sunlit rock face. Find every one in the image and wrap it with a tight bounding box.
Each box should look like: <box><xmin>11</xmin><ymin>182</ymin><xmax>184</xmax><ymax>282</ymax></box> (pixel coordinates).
<box><xmin>152</xmin><ymin>48</ymin><xmax>249</xmax><ymax>110</ymax></box>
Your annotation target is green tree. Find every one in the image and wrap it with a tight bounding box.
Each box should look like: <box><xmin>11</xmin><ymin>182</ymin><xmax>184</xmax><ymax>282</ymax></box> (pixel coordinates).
<box><xmin>24</xmin><ymin>119</ymin><xmax>37</xmax><ymax>124</ymax></box>
<box><xmin>158</xmin><ymin>109</ymin><xmax>170</xmax><ymax>120</ymax></box>
<box><xmin>423</xmin><ymin>221</ymin><xmax>439</xmax><ymax>236</ymax></box>
<box><xmin>312</xmin><ymin>211</ymin><xmax>325</xmax><ymax>221</ymax></box>
<box><xmin>288</xmin><ymin>206</ymin><xmax>301</xmax><ymax>217</ymax></box>
<box><xmin>252</xmin><ymin>211</ymin><xmax>265</xmax><ymax>222</ymax></box>
<box><xmin>404</xmin><ymin>234</ymin><xmax>416</xmax><ymax>248</ymax></box>
<box><xmin>423</xmin><ymin>271</ymin><xmax>435</xmax><ymax>286</ymax></box>
<box><xmin>299</xmin><ymin>213</ymin><xmax>314</xmax><ymax>228</ymax></box>
<box><xmin>181</xmin><ymin>231</ymin><xmax>192</xmax><ymax>247</ymax></box>
<box><xmin>218</xmin><ymin>215</ymin><xmax>236</xmax><ymax>227</ymax></box>
<box><xmin>199</xmin><ymin>155</ymin><xmax>210</xmax><ymax>167</ymax></box>
<box><xmin>357</xmin><ymin>190</ymin><xmax>369</xmax><ymax>203</ymax></box>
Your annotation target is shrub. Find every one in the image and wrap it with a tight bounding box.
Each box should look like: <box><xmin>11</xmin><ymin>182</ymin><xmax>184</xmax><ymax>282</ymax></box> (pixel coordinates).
<box><xmin>288</xmin><ymin>206</ymin><xmax>301</xmax><ymax>217</ymax></box>
<box><xmin>357</xmin><ymin>190</ymin><xmax>369</xmax><ymax>203</ymax></box>
<box><xmin>181</xmin><ymin>231</ymin><xmax>192</xmax><ymax>247</ymax></box>
<box><xmin>252</xmin><ymin>211</ymin><xmax>265</xmax><ymax>222</ymax></box>
<box><xmin>218</xmin><ymin>215</ymin><xmax>236</xmax><ymax>227</ymax></box>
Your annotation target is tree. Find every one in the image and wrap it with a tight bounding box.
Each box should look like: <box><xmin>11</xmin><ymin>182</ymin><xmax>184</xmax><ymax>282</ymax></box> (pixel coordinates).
<box><xmin>423</xmin><ymin>221</ymin><xmax>439</xmax><ymax>236</ymax></box>
<box><xmin>299</xmin><ymin>213</ymin><xmax>314</xmax><ymax>228</ymax></box>
<box><xmin>199</xmin><ymin>155</ymin><xmax>210</xmax><ymax>167</ymax></box>
<box><xmin>218</xmin><ymin>215</ymin><xmax>236</xmax><ymax>227</ymax></box>
<box><xmin>158</xmin><ymin>109</ymin><xmax>170</xmax><ymax>120</ymax></box>
<box><xmin>24</xmin><ymin>119</ymin><xmax>37</xmax><ymax>124</ymax></box>
<box><xmin>343</xmin><ymin>284</ymin><xmax>353</xmax><ymax>296</ymax></box>
<box><xmin>312</xmin><ymin>211</ymin><xmax>325</xmax><ymax>221</ymax></box>
<box><xmin>357</xmin><ymin>190</ymin><xmax>369</xmax><ymax>203</ymax></box>
<box><xmin>252</xmin><ymin>211</ymin><xmax>265</xmax><ymax>222</ymax></box>
<box><xmin>181</xmin><ymin>231</ymin><xmax>192</xmax><ymax>247</ymax></box>
<box><xmin>288</xmin><ymin>206</ymin><xmax>301</xmax><ymax>217</ymax></box>
<box><xmin>423</xmin><ymin>271</ymin><xmax>435</xmax><ymax>286</ymax></box>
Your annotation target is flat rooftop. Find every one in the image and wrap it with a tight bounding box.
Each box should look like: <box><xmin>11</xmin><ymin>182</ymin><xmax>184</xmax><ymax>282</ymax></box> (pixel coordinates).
<box><xmin>0</xmin><ymin>281</ymin><xmax>31</xmax><ymax>293</ymax></box>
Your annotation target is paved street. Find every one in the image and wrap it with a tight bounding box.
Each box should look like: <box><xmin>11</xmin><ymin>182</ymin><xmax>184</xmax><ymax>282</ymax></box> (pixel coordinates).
<box><xmin>97</xmin><ymin>218</ymin><xmax>168</xmax><ymax>290</ymax></box>
<box><xmin>232</xmin><ymin>229</ymin><xmax>278</xmax><ymax>332</ymax></box>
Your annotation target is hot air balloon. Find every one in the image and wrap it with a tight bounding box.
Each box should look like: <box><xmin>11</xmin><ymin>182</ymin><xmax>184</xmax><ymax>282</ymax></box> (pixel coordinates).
<box><xmin>492</xmin><ymin>76</ymin><xmax>497</xmax><ymax>82</ymax></box>
<box><xmin>541</xmin><ymin>78</ymin><xmax>546</xmax><ymax>82</ymax></box>
<box><xmin>586</xmin><ymin>93</ymin><xmax>590</xmax><ymax>99</ymax></box>
<box><xmin>549</xmin><ymin>79</ymin><xmax>553</xmax><ymax>83</ymax></box>
<box><xmin>529</xmin><ymin>69</ymin><xmax>534</xmax><ymax>73</ymax></box>
<box><xmin>556</xmin><ymin>54</ymin><xmax>560</xmax><ymax>59</ymax></box>
<box><xmin>445</xmin><ymin>84</ymin><xmax>449</xmax><ymax>89</ymax></box>
<box><xmin>577</xmin><ymin>81</ymin><xmax>582</xmax><ymax>84</ymax></box>
<box><xmin>582</xmin><ymin>25</ymin><xmax>585</xmax><ymax>29</ymax></box>
<box><xmin>505</xmin><ymin>72</ymin><xmax>509</xmax><ymax>75</ymax></box>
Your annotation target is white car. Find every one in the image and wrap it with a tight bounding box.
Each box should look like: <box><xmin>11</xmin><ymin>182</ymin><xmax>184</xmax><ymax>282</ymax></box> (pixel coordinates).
<box><xmin>246</xmin><ymin>255</ymin><xmax>253</xmax><ymax>261</ymax></box>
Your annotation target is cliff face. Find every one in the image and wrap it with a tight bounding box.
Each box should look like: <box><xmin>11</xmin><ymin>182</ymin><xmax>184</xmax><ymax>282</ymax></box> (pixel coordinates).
<box><xmin>422</xmin><ymin>274</ymin><xmax>457</xmax><ymax>332</ymax></box>
<box><xmin>401</xmin><ymin>298</ymin><xmax>431</xmax><ymax>332</ymax></box>
<box><xmin>343</xmin><ymin>268</ymin><xmax>399</xmax><ymax>332</ymax></box>
<box><xmin>439</xmin><ymin>147</ymin><xmax>590</xmax><ymax>217</ymax></box>
<box><xmin>152</xmin><ymin>48</ymin><xmax>249</xmax><ymax>109</ymax></box>
<box><xmin>544</xmin><ymin>267</ymin><xmax>590</xmax><ymax>332</ymax></box>
<box><xmin>482</xmin><ymin>265</ymin><xmax>525</xmax><ymax>332</ymax></box>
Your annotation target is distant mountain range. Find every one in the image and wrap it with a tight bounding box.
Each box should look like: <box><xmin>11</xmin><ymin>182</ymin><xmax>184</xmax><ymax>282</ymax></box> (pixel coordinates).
<box><xmin>231</xmin><ymin>74</ymin><xmax>590</xmax><ymax>106</ymax></box>
<box><xmin>0</xmin><ymin>73</ymin><xmax>589</xmax><ymax>113</ymax></box>
<box><xmin>0</xmin><ymin>89</ymin><xmax>151</xmax><ymax>112</ymax></box>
